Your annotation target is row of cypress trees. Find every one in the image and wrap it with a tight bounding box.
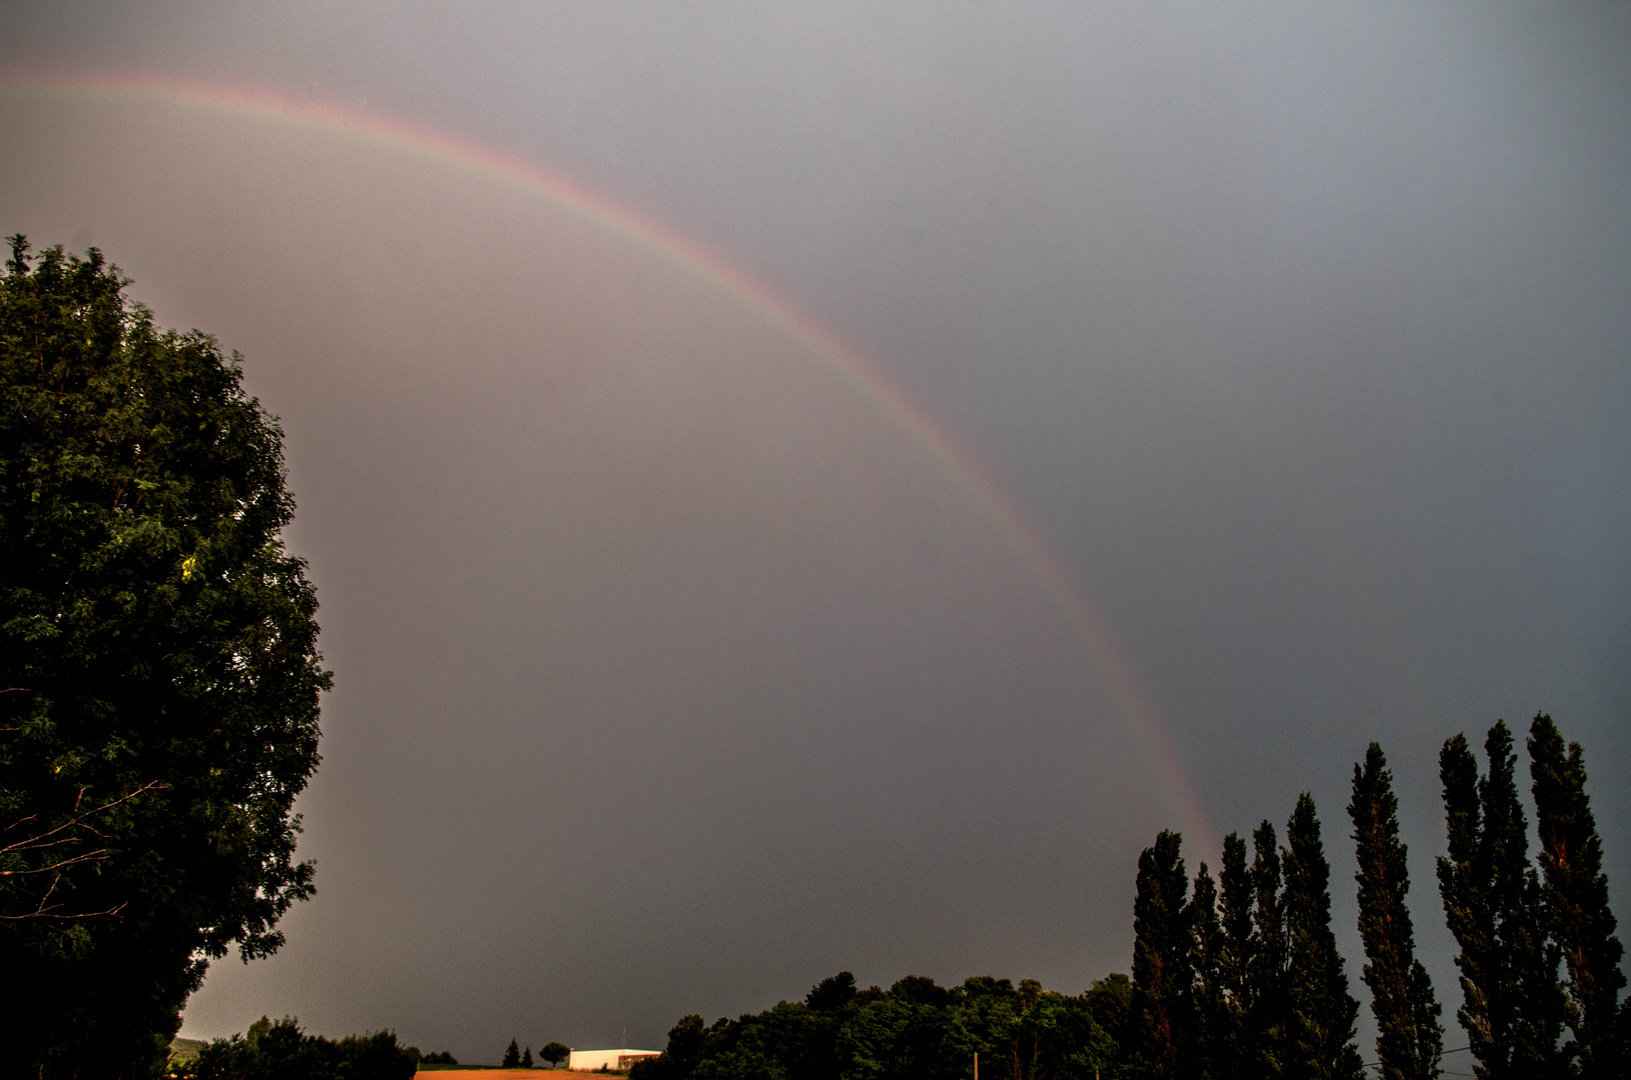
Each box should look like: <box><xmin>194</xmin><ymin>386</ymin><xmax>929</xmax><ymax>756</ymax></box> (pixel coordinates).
<box><xmin>1128</xmin><ymin>713</ymin><xmax>1626</xmax><ymax>1080</ymax></box>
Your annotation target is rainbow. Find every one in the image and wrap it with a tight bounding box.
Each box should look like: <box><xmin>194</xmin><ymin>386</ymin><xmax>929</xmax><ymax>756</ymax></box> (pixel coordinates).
<box><xmin>0</xmin><ymin>69</ymin><xmax>1213</xmax><ymax>844</ymax></box>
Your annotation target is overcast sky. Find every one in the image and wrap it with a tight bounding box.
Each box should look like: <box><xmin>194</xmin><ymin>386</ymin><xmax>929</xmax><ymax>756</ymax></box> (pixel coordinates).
<box><xmin>1</xmin><ymin>0</ymin><xmax>1628</xmax><ymax>1062</ymax></box>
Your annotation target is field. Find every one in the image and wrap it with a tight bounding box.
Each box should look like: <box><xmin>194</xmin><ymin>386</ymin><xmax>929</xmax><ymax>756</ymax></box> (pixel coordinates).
<box><xmin>420</xmin><ymin>1072</ymin><xmax>627</xmax><ymax>1079</ymax></box>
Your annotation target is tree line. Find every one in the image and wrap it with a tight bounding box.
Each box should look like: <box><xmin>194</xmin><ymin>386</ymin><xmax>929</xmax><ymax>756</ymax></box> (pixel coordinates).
<box><xmin>627</xmin><ymin>971</ymin><xmax>1124</xmax><ymax>1080</ymax></box>
<box><xmin>630</xmin><ymin>714</ymin><xmax>1626</xmax><ymax>1080</ymax></box>
<box><xmin>174</xmin><ymin>1017</ymin><xmax>419</xmax><ymax>1080</ymax></box>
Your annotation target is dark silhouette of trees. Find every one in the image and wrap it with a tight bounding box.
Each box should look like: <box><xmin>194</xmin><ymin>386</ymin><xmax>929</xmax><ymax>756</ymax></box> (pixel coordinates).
<box><xmin>0</xmin><ymin>239</ymin><xmax>328</xmax><ymax>1078</ymax></box>
<box><xmin>1123</xmin><ymin>807</ymin><xmax>1365</xmax><ymax>1080</ymax></box>
<box><xmin>1214</xmin><ymin>833</ymin><xmax>1254</xmax><ymax>1080</ymax></box>
<box><xmin>1528</xmin><ymin>714</ymin><xmax>1627</xmax><ymax>1079</ymax></box>
<box><xmin>629</xmin><ymin>974</ymin><xmax>1112</xmax><ymax>1080</ymax></box>
<box><xmin>1132</xmin><ymin>830</ymin><xmax>1194</xmax><ymax>1078</ymax></box>
<box><xmin>1248</xmin><ymin>820</ymin><xmax>1290</xmax><ymax>1078</ymax></box>
<box><xmin>1438</xmin><ymin>722</ymin><xmax>1567</xmax><ymax>1078</ymax></box>
<box><xmin>1282</xmin><ymin>794</ymin><xmax>1363</xmax><ymax>1080</ymax></box>
<box><xmin>193</xmin><ymin>1017</ymin><xmax>418</xmax><ymax>1080</ymax></box>
<box><xmin>1082</xmin><ymin>973</ymin><xmax>1132</xmax><ymax>1074</ymax></box>
<box><xmin>1349</xmin><ymin>743</ymin><xmax>1442</xmax><ymax>1080</ymax></box>
<box><xmin>504</xmin><ymin>1038</ymin><xmax>523</xmax><ymax>1067</ymax></box>
<box><xmin>1187</xmin><ymin>862</ymin><xmax>1226</xmax><ymax>1079</ymax></box>
<box><xmin>622</xmin><ymin>717</ymin><xmax>1624</xmax><ymax>1080</ymax></box>
<box><xmin>541</xmin><ymin>1042</ymin><xmax>571</xmax><ymax>1069</ymax></box>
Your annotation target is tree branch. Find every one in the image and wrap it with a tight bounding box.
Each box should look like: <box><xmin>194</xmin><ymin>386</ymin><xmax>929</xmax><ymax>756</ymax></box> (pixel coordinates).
<box><xmin>0</xmin><ymin>781</ymin><xmax>164</xmax><ymax>920</ymax></box>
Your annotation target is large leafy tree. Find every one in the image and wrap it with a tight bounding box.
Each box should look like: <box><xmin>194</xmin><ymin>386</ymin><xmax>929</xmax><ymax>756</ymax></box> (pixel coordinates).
<box><xmin>1437</xmin><ymin>723</ymin><xmax>1565</xmax><ymax>1079</ymax></box>
<box><xmin>1348</xmin><ymin>743</ymin><xmax>1442</xmax><ymax>1080</ymax></box>
<box><xmin>0</xmin><ymin>240</ymin><xmax>328</xmax><ymax>1077</ymax></box>
<box><xmin>1282</xmin><ymin>794</ymin><xmax>1363</xmax><ymax>1080</ymax></box>
<box><xmin>1527</xmin><ymin>714</ymin><xmax>1626</xmax><ymax>1079</ymax></box>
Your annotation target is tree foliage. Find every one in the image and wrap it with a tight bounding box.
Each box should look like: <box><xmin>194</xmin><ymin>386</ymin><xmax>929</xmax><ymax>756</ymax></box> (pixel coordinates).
<box><xmin>1437</xmin><ymin>722</ymin><xmax>1566</xmax><ymax>1079</ymax></box>
<box><xmin>1131</xmin><ymin>830</ymin><xmax>1193</xmax><ymax>1078</ymax></box>
<box><xmin>1247</xmin><ymin>820</ymin><xmax>1290</xmax><ymax>1078</ymax></box>
<box><xmin>1186</xmin><ymin>862</ymin><xmax>1226</xmax><ymax>1079</ymax></box>
<box><xmin>1283</xmin><ymin>794</ymin><xmax>1363</xmax><ymax>1080</ymax></box>
<box><xmin>629</xmin><ymin>719</ymin><xmax>1625</xmax><ymax>1080</ymax></box>
<box><xmin>187</xmin><ymin>1016</ymin><xmax>417</xmax><ymax>1080</ymax></box>
<box><xmin>629</xmin><ymin>973</ymin><xmax>1115</xmax><ymax>1080</ymax></box>
<box><xmin>1349</xmin><ymin>743</ymin><xmax>1442</xmax><ymax>1080</ymax></box>
<box><xmin>1527</xmin><ymin>714</ymin><xmax>1627</xmax><ymax>1079</ymax></box>
<box><xmin>1131</xmin><ymin>800</ymin><xmax>1362</xmax><ymax>1080</ymax></box>
<box><xmin>1212</xmin><ymin>833</ymin><xmax>1253</xmax><ymax>1080</ymax></box>
<box><xmin>0</xmin><ymin>239</ymin><xmax>328</xmax><ymax>1077</ymax></box>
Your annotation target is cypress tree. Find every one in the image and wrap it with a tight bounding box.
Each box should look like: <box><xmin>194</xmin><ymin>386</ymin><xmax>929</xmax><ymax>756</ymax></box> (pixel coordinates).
<box><xmin>1437</xmin><ymin>724</ymin><xmax>1565</xmax><ymax>1080</ymax></box>
<box><xmin>1217</xmin><ymin>832</ymin><xmax>1254</xmax><ymax>1080</ymax></box>
<box><xmin>1132</xmin><ymin>830</ymin><xmax>1193</xmax><ymax>1079</ymax></box>
<box><xmin>1349</xmin><ymin>743</ymin><xmax>1443</xmax><ymax>1080</ymax></box>
<box><xmin>1247</xmin><ymin>820</ymin><xmax>1289</xmax><ymax>1079</ymax></box>
<box><xmin>1283</xmin><ymin>794</ymin><xmax>1364</xmax><ymax>1080</ymax></box>
<box><xmin>1188</xmin><ymin>861</ymin><xmax>1225</xmax><ymax>1079</ymax></box>
<box><xmin>1528</xmin><ymin>714</ymin><xmax>1627</xmax><ymax>1079</ymax></box>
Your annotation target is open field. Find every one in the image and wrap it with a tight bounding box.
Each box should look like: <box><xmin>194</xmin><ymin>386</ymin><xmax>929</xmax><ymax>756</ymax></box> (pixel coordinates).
<box><xmin>420</xmin><ymin>1072</ymin><xmax>626</xmax><ymax>1080</ymax></box>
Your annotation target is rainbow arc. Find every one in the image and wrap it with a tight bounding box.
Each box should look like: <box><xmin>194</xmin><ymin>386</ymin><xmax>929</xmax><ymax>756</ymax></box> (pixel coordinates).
<box><xmin>0</xmin><ymin>69</ymin><xmax>1213</xmax><ymax>844</ymax></box>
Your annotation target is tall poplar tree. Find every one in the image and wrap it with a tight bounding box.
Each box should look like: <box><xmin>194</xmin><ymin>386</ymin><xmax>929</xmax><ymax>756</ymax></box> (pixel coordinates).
<box><xmin>1132</xmin><ymin>830</ymin><xmax>1193</xmax><ymax>1079</ymax></box>
<box><xmin>1247</xmin><ymin>820</ymin><xmax>1289</xmax><ymax>1079</ymax></box>
<box><xmin>1349</xmin><ymin>743</ymin><xmax>1442</xmax><ymax>1080</ymax></box>
<box><xmin>1437</xmin><ymin>723</ymin><xmax>1565</xmax><ymax>1079</ymax></box>
<box><xmin>1283</xmin><ymin>794</ymin><xmax>1363</xmax><ymax>1080</ymax></box>
<box><xmin>1217</xmin><ymin>832</ymin><xmax>1254</xmax><ymax>1080</ymax></box>
<box><xmin>1437</xmin><ymin>732</ymin><xmax>1490</xmax><ymax>1070</ymax></box>
<box><xmin>1528</xmin><ymin>714</ymin><xmax>1627</xmax><ymax>1079</ymax></box>
<box><xmin>1187</xmin><ymin>862</ymin><xmax>1225</xmax><ymax>1079</ymax></box>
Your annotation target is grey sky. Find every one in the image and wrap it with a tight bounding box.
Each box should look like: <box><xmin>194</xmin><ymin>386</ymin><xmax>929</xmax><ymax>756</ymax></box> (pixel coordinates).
<box><xmin>1</xmin><ymin>0</ymin><xmax>1627</xmax><ymax>1063</ymax></box>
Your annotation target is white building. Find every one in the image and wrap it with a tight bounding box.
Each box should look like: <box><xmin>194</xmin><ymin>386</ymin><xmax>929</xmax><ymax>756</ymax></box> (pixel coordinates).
<box><xmin>566</xmin><ymin>1049</ymin><xmax>661</xmax><ymax>1073</ymax></box>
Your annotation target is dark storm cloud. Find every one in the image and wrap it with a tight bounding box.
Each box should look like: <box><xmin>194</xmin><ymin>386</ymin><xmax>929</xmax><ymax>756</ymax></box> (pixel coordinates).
<box><xmin>1</xmin><ymin>0</ymin><xmax>1627</xmax><ymax>1062</ymax></box>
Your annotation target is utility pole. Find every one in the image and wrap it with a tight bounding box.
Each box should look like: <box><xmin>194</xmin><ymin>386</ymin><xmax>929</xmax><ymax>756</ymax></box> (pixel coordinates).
<box><xmin>973</xmin><ymin>1051</ymin><xmax>979</xmax><ymax>1080</ymax></box>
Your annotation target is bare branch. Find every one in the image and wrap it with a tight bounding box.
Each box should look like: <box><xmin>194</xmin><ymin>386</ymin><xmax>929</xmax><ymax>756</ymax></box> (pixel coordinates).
<box><xmin>0</xmin><ymin>780</ymin><xmax>164</xmax><ymax>921</ymax></box>
<box><xmin>0</xmin><ymin>868</ymin><xmax>129</xmax><ymax>920</ymax></box>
